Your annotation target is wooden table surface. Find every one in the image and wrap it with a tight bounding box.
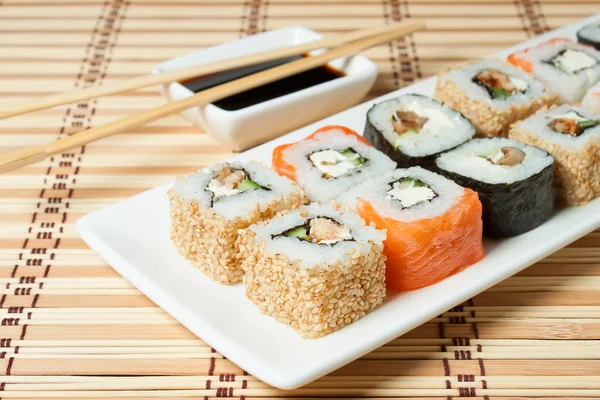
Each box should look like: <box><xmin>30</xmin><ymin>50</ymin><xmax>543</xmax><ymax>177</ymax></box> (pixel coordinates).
<box><xmin>1</xmin><ymin>0</ymin><xmax>600</xmax><ymax>398</ymax></box>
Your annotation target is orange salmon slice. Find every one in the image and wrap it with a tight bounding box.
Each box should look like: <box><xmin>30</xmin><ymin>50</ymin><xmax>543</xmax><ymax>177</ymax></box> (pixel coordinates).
<box><xmin>357</xmin><ymin>188</ymin><xmax>485</xmax><ymax>292</ymax></box>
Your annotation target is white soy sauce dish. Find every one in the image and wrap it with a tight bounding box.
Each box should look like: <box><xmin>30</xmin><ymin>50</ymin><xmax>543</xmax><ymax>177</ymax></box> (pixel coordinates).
<box><xmin>153</xmin><ymin>26</ymin><xmax>378</xmax><ymax>151</ymax></box>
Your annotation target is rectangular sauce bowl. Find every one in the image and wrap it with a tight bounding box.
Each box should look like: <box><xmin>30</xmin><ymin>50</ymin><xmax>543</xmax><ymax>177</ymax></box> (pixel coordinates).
<box><xmin>153</xmin><ymin>26</ymin><xmax>378</xmax><ymax>151</ymax></box>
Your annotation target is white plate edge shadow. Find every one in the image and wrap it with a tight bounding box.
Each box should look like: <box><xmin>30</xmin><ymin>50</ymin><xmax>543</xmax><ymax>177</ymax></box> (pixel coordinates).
<box><xmin>76</xmin><ymin>13</ymin><xmax>600</xmax><ymax>389</ymax></box>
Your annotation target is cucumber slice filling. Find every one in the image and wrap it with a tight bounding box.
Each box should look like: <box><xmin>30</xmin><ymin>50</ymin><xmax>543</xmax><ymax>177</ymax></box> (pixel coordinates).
<box><xmin>277</xmin><ymin>217</ymin><xmax>353</xmax><ymax>245</ymax></box>
<box><xmin>206</xmin><ymin>167</ymin><xmax>269</xmax><ymax>204</ymax></box>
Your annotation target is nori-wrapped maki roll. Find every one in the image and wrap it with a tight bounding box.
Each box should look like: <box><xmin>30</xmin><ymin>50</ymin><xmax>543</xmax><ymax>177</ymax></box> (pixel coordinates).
<box><xmin>364</xmin><ymin>94</ymin><xmax>475</xmax><ymax>169</ymax></box>
<box><xmin>577</xmin><ymin>22</ymin><xmax>600</xmax><ymax>50</ymax></box>
<box><xmin>435</xmin><ymin>138</ymin><xmax>555</xmax><ymax>238</ymax></box>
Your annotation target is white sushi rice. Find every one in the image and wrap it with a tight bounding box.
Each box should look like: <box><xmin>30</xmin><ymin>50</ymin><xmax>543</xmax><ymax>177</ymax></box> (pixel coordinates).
<box><xmin>249</xmin><ymin>203</ymin><xmax>385</xmax><ymax>269</ymax></box>
<box><xmin>513</xmin><ymin>105</ymin><xmax>600</xmax><ymax>150</ymax></box>
<box><xmin>582</xmin><ymin>81</ymin><xmax>600</xmax><ymax>113</ymax></box>
<box><xmin>435</xmin><ymin>138</ymin><xmax>554</xmax><ymax>185</ymax></box>
<box><xmin>437</xmin><ymin>58</ymin><xmax>551</xmax><ymax>111</ymax></box>
<box><xmin>173</xmin><ymin>161</ymin><xmax>302</xmax><ymax>220</ymax></box>
<box><xmin>366</xmin><ymin>94</ymin><xmax>475</xmax><ymax>157</ymax></box>
<box><xmin>337</xmin><ymin>167</ymin><xmax>464</xmax><ymax>222</ymax></box>
<box><xmin>281</xmin><ymin>128</ymin><xmax>396</xmax><ymax>202</ymax></box>
<box><xmin>510</xmin><ymin>41</ymin><xmax>600</xmax><ymax>103</ymax></box>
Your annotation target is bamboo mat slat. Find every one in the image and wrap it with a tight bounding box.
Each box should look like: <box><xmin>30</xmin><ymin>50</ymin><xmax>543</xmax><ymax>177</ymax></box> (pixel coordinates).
<box><xmin>1</xmin><ymin>0</ymin><xmax>600</xmax><ymax>398</ymax></box>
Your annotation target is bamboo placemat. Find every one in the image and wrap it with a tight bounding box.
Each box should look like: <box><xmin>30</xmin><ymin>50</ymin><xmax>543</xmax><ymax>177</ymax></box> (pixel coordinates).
<box><xmin>1</xmin><ymin>0</ymin><xmax>600</xmax><ymax>398</ymax></box>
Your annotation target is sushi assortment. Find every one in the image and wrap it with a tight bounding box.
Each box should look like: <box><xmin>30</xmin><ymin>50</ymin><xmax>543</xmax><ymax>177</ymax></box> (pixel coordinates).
<box><xmin>168</xmin><ymin>19</ymin><xmax>600</xmax><ymax>338</ymax></box>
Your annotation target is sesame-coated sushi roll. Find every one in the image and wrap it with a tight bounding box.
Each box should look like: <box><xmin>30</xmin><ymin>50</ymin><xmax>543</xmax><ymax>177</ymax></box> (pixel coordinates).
<box><xmin>272</xmin><ymin>125</ymin><xmax>396</xmax><ymax>202</ymax></box>
<box><xmin>364</xmin><ymin>94</ymin><xmax>476</xmax><ymax>168</ymax></box>
<box><xmin>582</xmin><ymin>82</ymin><xmax>600</xmax><ymax>113</ymax></box>
<box><xmin>509</xmin><ymin>105</ymin><xmax>600</xmax><ymax>206</ymax></box>
<box><xmin>337</xmin><ymin>167</ymin><xmax>485</xmax><ymax>292</ymax></box>
<box><xmin>508</xmin><ymin>39</ymin><xmax>600</xmax><ymax>103</ymax></box>
<box><xmin>577</xmin><ymin>22</ymin><xmax>600</xmax><ymax>50</ymax></box>
<box><xmin>169</xmin><ymin>161</ymin><xmax>305</xmax><ymax>284</ymax></box>
<box><xmin>435</xmin><ymin>138</ymin><xmax>555</xmax><ymax>238</ymax></box>
<box><xmin>435</xmin><ymin>59</ymin><xmax>557</xmax><ymax>137</ymax></box>
<box><xmin>237</xmin><ymin>203</ymin><xmax>386</xmax><ymax>338</ymax></box>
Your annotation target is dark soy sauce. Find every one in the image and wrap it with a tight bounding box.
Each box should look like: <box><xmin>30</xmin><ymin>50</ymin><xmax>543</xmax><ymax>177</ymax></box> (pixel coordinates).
<box><xmin>180</xmin><ymin>55</ymin><xmax>345</xmax><ymax>111</ymax></box>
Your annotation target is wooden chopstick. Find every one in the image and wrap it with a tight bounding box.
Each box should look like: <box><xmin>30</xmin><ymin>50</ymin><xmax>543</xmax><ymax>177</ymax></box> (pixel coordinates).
<box><xmin>0</xmin><ymin>22</ymin><xmax>421</xmax><ymax>120</ymax></box>
<box><xmin>0</xmin><ymin>19</ymin><xmax>425</xmax><ymax>174</ymax></box>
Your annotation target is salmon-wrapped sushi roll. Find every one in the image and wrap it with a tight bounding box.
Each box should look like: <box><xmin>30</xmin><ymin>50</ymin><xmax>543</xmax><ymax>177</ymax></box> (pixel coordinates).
<box><xmin>272</xmin><ymin>125</ymin><xmax>396</xmax><ymax>202</ymax></box>
<box><xmin>337</xmin><ymin>166</ymin><xmax>485</xmax><ymax>292</ymax></box>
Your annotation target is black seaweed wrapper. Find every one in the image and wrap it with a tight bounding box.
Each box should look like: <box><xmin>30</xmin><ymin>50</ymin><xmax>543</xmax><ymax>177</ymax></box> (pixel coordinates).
<box><xmin>436</xmin><ymin>163</ymin><xmax>555</xmax><ymax>238</ymax></box>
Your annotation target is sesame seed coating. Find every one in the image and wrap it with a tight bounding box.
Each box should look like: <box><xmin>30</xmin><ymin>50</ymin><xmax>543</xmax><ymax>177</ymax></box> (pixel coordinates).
<box><xmin>508</xmin><ymin>125</ymin><xmax>599</xmax><ymax>206</ymax></box>
<box><xmin>435</xmin><ymin>63</ymin><xmax>557</xmax><ymax>137</ymax></box>
<box><xmin>168</xmin><ymin>189</ymin><xmax>305</xmax><ymax>284</ymax></box>
<box><xmin>236</xmin><ymin>228</ymin><xmax>386</xmax><ymax>338</ymax></box>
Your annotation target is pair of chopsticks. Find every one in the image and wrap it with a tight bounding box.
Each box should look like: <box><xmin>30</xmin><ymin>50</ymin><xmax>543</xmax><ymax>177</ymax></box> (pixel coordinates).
<box><xmin>0</xmin><ymin>20</ymin><xmax>425</xmax><ymax>173</ymax></box>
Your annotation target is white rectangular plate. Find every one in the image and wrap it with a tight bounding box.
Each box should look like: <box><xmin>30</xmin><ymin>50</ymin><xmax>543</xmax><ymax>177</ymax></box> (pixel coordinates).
<box><xmin>77</xmin><ymin>15</ymin><xmax>600</xmax><ymax>390</ymax></box>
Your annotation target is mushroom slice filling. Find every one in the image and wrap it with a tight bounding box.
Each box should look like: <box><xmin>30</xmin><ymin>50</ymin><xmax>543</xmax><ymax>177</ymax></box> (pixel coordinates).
<box><xmin>386</xmin><ymin>177</ymin><xmax>438</xmax><ymax>208</ymax></box>
<box><xmin>546</xmin><ymin>49</ymin><xmax>598</xmax><ymax>74</ymax></box>
<box><xmin>477</xmin><ymin>147</ymin><xmax>526</xmax><ymax>166</ymax></box>
<box><xmin>472</xmin><ymin>68</ymin><xmax>528</xmax><ymax>99</ymax></box>
<box><xmin>548</xmin><ymin>110</ymin><xmax>600</xmax><ymax>137</ymax></box>
<box><xmin>279</xmin><ymin>217</ymin><xmax>353</xmax><ymax>245</ymax></box>
<box><xmin>308</xmin><ymin>148</ymin><xmax>367</xmax><ymax>179</ymax></box>
<box><xmin>206</xmin><ymin>167</ymin><xmax>267</xmax><ymax>203</ymax></box>
<box><xmin>392</xmin><ymin>110</ymin><xmax>429</xmax><ymax>135</ymax></box>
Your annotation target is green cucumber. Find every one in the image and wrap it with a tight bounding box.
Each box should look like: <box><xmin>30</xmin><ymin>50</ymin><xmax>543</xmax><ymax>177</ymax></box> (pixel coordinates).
<box><xmin>339</xmin><ymin>148</ymin><xmax>365</xmax><ymax>167</ymax></box>
<box><xmin>553</xmin><ymin>60</ymin><xmax>569</xmax><ymax>73</ymax></box>
<box><xmin>397</xmin><ymin>177</ymin><xmax>426</xmax><ymax>189</ymax></box>
<box><xmin>237</xmin><ymin>179</ymin><xmax>261</xmax><ymax>192</ymax></box>
<box><xmin>339</xmin><ymin>148</ymin><xmax>355</xmax><ymax>158</ymax></box>
<box><xmin>577</xmin><ymin>119</ymin><xmax>600</xmax><ymax>129</ymax></box>
<box><xmin>489</xmin><ymin>87</ymin><xmax>510</xmax><ymax>100</ymax></box>
<box><xmin>349</xmin><ymin>156</ymin><xmax>365</xmax><ymax>167</ymax></box>
<box><xmin>476</xmin><ymin>148</ymin><xmax>500</xmax><ymax>159</ymax></box>
<box><xmin>284</xmin><ymin>226</ymin><xmax>308</xmax><ymax>239</ymax></box>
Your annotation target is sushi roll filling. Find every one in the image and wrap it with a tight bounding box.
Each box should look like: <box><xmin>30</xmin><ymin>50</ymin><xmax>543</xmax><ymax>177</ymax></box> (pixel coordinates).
<box><xmin>472</xmin><ymin>69</ymin><xmax>528</xmax><ymax>100</ymax></box>
<box><xmin>278</xmin><ymin>217</ymin><xmax>353</xmax><ymax>245</ymax></box>
<box><xmin>387</xmin><ymin>99</ymin><xmax>463</xmax><ymax>150</ymax></box>
<box><xmin>205</xmin><ymin>166</ymin><xmax>268</xmax><ymax>203</ymax></box>
<box><xmin>392</xmin><ymin>110</ymin><xmax>429</xmax><ymax>135</ymax></box>
<box><xmin>386</xmin><ymin>177</ymin><xmax>438</xmax><ymax>208</ymax></box>
<box><xmin>545</xmin><ymin>49</ymin><xmax>598</xmax><ymax>73</ymax></box>
<box><xmin>308</xmin><ymin>148</ymin><xmax>367</xmax><ymax>179</ymax></box>
<box><xmin>478</xmin><ymin>146</ymin><xmax>525</xmax><ymax>166</ymax></box>
<box><xmin>548</xmin><ymin>110</ymin><xmax>600</xmax><ymax>137</ymax></box>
